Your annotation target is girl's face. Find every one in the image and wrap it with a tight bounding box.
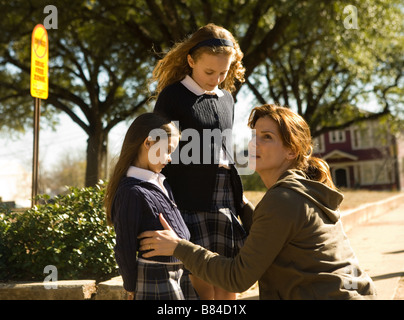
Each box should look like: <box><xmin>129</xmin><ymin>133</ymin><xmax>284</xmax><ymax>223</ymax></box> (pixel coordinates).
<box><xmin>248</xmin><ymin>116</ymin><xmax>295</xmax><ymax>175</ymax></box>
<box><xmin>147</xmin><ymin>135</ymin><xmax>180</xmax><ymax>173</ymax></box>
<box><xmin>187</xmin><ymin>52</ymin><xmax>232</xmax><ymax>91</ymax></box>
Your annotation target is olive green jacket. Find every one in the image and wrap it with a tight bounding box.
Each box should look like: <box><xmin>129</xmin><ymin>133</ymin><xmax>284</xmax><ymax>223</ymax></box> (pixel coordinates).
<box><xmin>174</xmin><ymin>170</ymin><xmax>376</xmax><ymax>299</ymax></box>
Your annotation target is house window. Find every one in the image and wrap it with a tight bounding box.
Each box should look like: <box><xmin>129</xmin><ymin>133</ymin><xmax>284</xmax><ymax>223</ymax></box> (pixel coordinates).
<box><xmin>374</xmin><ymin>162</ymin><xmax>393</xmax><ymax>184</ymax></box>
<box><xmin>329</xmin><ymin>130</ymin><xmax>346</xmax><ymax>143</ymax></box>
<box><xmin>313</xmin><ymin>135</ymin><xmax>325</xmax><ymax>153</ymax></box>
<box><xmin>373</xmin><ymin>128</ymin><xmax>390</xmax><ymax>147</ymax></box>
<box><xmin>351</xmin><ymin>127</ymin><xmax>373</xmax><ymax>149</ymax></box>
<box><xmin>360</xmin><ymin>163</ymin><xmax>374</xmax><ymax>185</ymax></box>
<box><xmin>359</xmin><ymin>160</ymin><xmax>393</xmax><ymax>185</ymax></box>
<box><xmin>352</xmin><ymin>128</ymin><xmax>360</xmax><ymax>149</ymax></box>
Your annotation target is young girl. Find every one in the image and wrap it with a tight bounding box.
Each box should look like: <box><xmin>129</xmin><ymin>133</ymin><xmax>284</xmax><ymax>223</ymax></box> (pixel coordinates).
<box><xmin>104</xmin><ymin>112</ymin><xmax>190</xmax><ymax>300</ymax></box>
<box><xmin>151</xmin><ymin>23</ymin><xmax>249</xmax><ymax>300</ymax></box>
<box><xmin>139</xmin><ymin>104</ymin><xmax>377</xmax><ymax>300</ymax></box>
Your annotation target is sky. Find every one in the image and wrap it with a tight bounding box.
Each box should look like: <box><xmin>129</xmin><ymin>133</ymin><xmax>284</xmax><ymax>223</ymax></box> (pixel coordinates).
<box><xmin>0</xmin><ymin>114</ymin><xmax>128</xmax><ymax>171</ymax></box>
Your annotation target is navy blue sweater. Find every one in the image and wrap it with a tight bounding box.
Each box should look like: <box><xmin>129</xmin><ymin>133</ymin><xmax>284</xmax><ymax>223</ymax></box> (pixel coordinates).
<box><xmin>154</xmin><ymin>81</ymin><xmax>244</xmax><ymax>215</ymax></box>
<box><xmin>111</xmin><ymin>176</ymin><xmax>190</xmax><ymax>292</ymax></box>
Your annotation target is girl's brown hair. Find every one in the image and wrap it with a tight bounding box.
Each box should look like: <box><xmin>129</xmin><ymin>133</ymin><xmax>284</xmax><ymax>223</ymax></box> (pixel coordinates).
<box><xmin>104</xmin><ymin>112</ymin><xmax>180</xmax><ymax>225</ymax></box>
<box><xmin>248</xmin><ymin>104</ymin><xmax>336</xmax><ymax>189</ymax></box>
<box><xmin>151</xmin><ymin>23</ymin><xmax>245</xmax><ymax>96</ymax></box>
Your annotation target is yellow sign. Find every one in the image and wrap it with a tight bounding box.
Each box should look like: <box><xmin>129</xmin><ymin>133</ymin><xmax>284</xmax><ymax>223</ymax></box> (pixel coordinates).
<box><xmin>30</xmin><ymin>24</ymin><xmax>48</xmax><ymax>99</ymax></box>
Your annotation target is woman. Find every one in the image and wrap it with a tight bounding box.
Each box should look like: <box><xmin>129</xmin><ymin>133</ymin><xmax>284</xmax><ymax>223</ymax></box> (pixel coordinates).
<box><xmin>138</xmin><ymin>104</ymin><xmax>377</xmax><ymax>300</ymax></box>
<box><xmin>151</xmin><ymin>23</ymin><xmax>250</xmax><ymax>300</ymax></box>
<box><xmin>104</xmin><ymin>113</ymin><xmax>190</xmax><ymax>300</ymax></box>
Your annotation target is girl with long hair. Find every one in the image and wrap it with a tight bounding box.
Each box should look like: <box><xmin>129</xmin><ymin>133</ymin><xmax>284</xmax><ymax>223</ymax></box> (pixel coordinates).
<box><xmin>138</xmin><ymin>104</ymin><xmax>377</xmax><ymax>300</ymax></box>
<box><xmin>151</xmin><ymin>23</ymin><xmax>250</xmax><ymax>300</ymax></box>
<box><xmin>104</xmin><ymin>112</ymin><xmax>190</xmax><ymax>300</ymax></box>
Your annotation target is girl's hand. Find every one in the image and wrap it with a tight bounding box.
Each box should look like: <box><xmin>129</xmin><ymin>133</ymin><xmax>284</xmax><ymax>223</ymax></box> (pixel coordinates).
<box><xmin>138</xmin><ymin>214</ymin><xmax>181</xmax><ymax>257</ymax></box>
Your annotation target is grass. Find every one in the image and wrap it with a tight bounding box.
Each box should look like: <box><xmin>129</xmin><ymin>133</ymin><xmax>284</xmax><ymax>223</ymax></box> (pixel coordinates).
<box><xmin>244</xmin><ymin>189</ymin><xmax>400</xmax><ymax>212</ymax></box>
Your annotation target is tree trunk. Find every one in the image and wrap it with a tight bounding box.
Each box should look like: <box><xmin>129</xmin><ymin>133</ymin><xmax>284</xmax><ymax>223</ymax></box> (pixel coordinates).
<box><xmin>85</xmin><ymin>123</ymin><xmax>106</xmax><ymax>187</ymax></box>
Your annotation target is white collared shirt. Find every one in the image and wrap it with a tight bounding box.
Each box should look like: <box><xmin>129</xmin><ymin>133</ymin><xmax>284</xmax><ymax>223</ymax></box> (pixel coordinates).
<box><xmin>127</xmin><ymin>166</ymin><xmax>169</xmax><ymax>196</ymax></box>
<box><xmin>180</xmin><ymin>75</ymin><xmax>230</xmax><ymax>169</ymax></box>
<box><xmin>181</xmin><ymin>75</ymin><xmax>224</xmax><ymax>97</ymax></box>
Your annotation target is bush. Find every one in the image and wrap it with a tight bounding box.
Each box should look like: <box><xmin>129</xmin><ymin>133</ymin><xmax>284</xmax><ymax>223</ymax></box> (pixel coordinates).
<box><xmin>240</xmin><ymin>171</ymin><xmax>266</xmax><ymax>191</ymax></box>
<box><xmin>0</xmin><ymin>182</ymin><xmax>118</xmax><ymax>282</ymax></box>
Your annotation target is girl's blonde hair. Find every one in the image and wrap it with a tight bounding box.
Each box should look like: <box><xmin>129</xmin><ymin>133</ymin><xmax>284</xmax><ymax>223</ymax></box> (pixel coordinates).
<box><xmin>151</xmin><ymin>23</ymin><xmax>245</xmax><ymax>96</ymax></box>
<box><xmin>248</xmin><ymin>104</ymin><xmax>336</xmax><ymax>190</ymax></box>
<box><xmin>104</xmin><ymin>113</ymin><xmax>180</xmax><ymax>225</ymax></box>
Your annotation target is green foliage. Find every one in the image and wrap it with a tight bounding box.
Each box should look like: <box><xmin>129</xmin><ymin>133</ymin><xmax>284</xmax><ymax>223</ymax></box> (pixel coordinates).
<box><xmin>0</xmin><ymin>182</ymin><xmax>118</xmax><ymax>282</ymax></box>
<box><xmin>247</xmin><ymin>0</ymin><xmax>404</xmax><ymax>134</ymax></box>
<box><xmin>1</xmin><ymin>0</ymin><xmax>403</xmax><ymax>185</ymax></box>
<box><xmin>241</xmin><ymin>172</ymin><xmax>267</xmax><ymax>191</ymax></box>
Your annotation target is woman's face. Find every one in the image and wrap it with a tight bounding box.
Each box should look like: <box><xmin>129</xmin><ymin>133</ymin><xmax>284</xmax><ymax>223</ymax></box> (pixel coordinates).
<box><xmin>187</xmin><ymin>52</ymin><xmax>232</xmax><ymax>91</ymax></box>
<box><xmin>248</xmin><ymin>116</ymin><xmax>294</xmax><ymax>175</ymax></box>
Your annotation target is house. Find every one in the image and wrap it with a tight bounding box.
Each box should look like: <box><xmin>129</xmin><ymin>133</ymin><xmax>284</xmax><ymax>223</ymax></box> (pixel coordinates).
<box><xmin>313</xmin><ymin>119</ymin><xmax>404</xmax><ymax>191</ymax></box>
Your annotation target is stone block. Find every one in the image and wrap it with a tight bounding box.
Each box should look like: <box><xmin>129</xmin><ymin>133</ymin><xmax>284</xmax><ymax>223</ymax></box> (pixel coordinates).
<box><xmin>96</xmin><ymin>276</ymin><xmax>127</xmax><ymax>300</ymax></box>
<box><xmin>0</xmin><ymin>280</ymin><xmax>96</xmax><ymax>300</ymax></box>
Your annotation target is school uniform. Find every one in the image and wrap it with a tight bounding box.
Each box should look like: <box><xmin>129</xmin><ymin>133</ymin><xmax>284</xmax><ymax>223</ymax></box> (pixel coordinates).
<box><xmin>154</xmin><ymin>75</ymin><xmax>247</xmax><ymax>262</ymax></box>
<box><xmin>111</xmin><ymin>166</ymin><xmax>190</xmax><ymax>300</ymax></box>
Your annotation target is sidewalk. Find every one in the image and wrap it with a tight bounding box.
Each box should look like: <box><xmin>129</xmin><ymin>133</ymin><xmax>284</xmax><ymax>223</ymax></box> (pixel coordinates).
<box><xmin>239</xmin><ymin>194</ymin><xmax>404</xmax><ymax>300</ymax></box>
<box><xmin>346</xmin><ymin>199</ymin><xmax>404</xmax><ymax>300</ymax></box>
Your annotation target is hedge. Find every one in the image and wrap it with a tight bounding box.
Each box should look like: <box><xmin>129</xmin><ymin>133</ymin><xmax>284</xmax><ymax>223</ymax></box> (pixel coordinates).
<box><xmin>0</xmin><ymin>182</ymin><xmax>118</xmax><ymax>282</ymax></box>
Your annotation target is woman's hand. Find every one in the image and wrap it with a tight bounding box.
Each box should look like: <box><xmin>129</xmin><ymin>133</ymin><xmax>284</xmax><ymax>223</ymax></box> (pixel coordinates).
<box><xmin>138</xmin><ymin>214</ymin><xmax>181</xmax><ymax>257</ymax></box>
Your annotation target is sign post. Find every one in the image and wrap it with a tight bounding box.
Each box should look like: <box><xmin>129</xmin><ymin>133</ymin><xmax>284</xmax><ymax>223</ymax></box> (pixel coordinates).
<box><xmin>30</xmin><ymin>24</ymin><xmax>48</xmax><ymax>207</ymax></box>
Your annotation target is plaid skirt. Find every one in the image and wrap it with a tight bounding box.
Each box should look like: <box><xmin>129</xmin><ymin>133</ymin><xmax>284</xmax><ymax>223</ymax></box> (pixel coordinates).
<box><xmin>179</xmin><ymin>168</ymin><xmax>247</xmax><ymax>299</ymax></box>
<box><xmin>134</xmin><ymin>259</ymin><xmax>185</xmax><ymax>300</ymax></box>
<box><xmin>181</xmin><ymin>168</ymin><xmax>247</xmax><ymax>258</ymax></box>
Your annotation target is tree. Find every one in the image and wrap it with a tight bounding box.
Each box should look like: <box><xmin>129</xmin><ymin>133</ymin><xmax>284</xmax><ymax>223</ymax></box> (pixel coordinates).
<box><xmin>1</xmin><ymin>0</ymin><xmax>403</xmax><ymax>186</ymax></box>
<box><xmin>1</xmin><ymin>0</ymin><xmax>296</xmax><ymax>186</ymax></box>
<box><xmin>1</xmin><ymin>0</ymin><xmax>153</xmax><ymax>186</ymax></box>
<box><xmin>39</xmin><ymin>149</ymin><xmax>86</xmax><ymax>196</ymax></box>
<box><xmin>245</xmin><ymin>0</ymin><xmax>404</xmax><ymax>136</ymax></box>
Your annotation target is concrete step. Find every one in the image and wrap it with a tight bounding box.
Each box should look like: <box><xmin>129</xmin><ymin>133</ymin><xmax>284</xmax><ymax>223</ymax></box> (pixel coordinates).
<box><xmin>96</xmin><ymin>276</ymin><xmax>127</xmax><ymax>300</ymax></box>
<box><xmin>0</xmin><ymin>280</ymin><xmax>96</xmax><ymax>300</ymax></box>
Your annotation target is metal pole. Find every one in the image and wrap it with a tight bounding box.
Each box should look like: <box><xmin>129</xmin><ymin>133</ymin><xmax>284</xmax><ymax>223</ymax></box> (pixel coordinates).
<box><xmin>31</xmin><ymin>97</ymin><xmax>41</xmax><ymax>207</ymax></box>
<box><xmin>104</xmin><ymin>136</ymin><xmax>109</xmax><ymax>180</ymax></box>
